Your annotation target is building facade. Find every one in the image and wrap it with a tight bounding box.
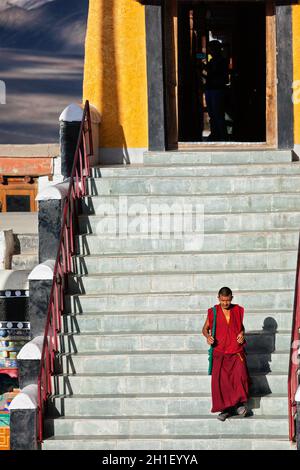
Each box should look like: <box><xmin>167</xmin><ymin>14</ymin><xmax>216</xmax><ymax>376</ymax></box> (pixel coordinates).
<box><xmin>83</xmin><ymin>0</ymin><xmax>300</xmax><ymax>163</ymax></box>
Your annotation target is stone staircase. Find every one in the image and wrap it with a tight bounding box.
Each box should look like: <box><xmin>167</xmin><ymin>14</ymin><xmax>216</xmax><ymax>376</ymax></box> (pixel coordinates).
<box><xmin>0</xmin><ymin>212</ymin><xmax>38</xmax><ymax>270</ymax></box>
<box><xmin>12</xmin><ymin>233</ymin><xmax>39</xmax><ymax>270</ymax></box>
<box><xmin>42</xmin><ymin>150</ymin><xmax>299</xmax><ymax>450</ymax></box>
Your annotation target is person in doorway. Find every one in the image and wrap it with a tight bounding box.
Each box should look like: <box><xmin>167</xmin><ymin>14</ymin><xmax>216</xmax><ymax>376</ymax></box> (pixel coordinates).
<box><xmin>203</xmin><ymin>40</ymin><xmax>229</xmax><ymax>141</ymax></box>
<box><xmin>202</xmin><ymin>286</ymin><xmax>250</xmax><ymax>421</ymax></box>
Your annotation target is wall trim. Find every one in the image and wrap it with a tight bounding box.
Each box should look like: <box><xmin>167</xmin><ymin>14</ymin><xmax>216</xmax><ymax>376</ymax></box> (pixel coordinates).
<box><xmin>145</xmin><ymin>4</ymin><xmax>166</xmax><ymax>151</ymax></box>
<box><xmin>276</xmin><ymin>4</ymin><xmax>294</xmax><ymax>149</ymax></box>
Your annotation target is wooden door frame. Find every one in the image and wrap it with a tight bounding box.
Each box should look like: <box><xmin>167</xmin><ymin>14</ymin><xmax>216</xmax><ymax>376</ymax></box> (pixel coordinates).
<box><xmin>164</xmin><ymin>0</ymin><xmax>179</xmax><ymax>150</ymax></box>
<box><xmin>265</xmin><ymin>1</ymin><xmax>277</xmax><ymax>148</ymax></box>
<box><xmin>144</xmin><ymin>0</ymin><xmax>294</xmax><ymax>151</ymax></box>
<box><xmin>165</xmin><ymin>0</ymin><xmax>278</xmax><ymax>149</ymax></box>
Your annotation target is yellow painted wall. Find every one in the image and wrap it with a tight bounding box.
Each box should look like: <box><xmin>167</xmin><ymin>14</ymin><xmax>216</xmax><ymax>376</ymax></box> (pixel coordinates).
<box><xmin>293</xmin><ymin>5</ymin><xmax>300</xmax><ymax>145</ymax></box>
<box><xmin>83</xmin><ymin>0</ymin><xmax>148</xmax><ymax>150</ymax></box>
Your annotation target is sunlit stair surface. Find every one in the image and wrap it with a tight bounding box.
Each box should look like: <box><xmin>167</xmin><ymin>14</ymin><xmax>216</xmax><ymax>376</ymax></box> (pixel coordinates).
<box><xmin>42</xmin><ymin>151</ymin><xmax>298</xmax><ymax>450</ymax></box>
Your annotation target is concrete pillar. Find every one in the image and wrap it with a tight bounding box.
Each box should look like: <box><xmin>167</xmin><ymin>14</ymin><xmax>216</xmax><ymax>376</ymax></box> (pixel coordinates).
<box><xmin>28</xmin><ymin>260</ymin><xmax>55</xmax><ymax>338</ymax></box>
<box><xmin>17</xmin><ymin>337</ymin><xmax>43</xmax><ymax>389</ymax></box>
<box><xmin>276</xmin><ymin>5</ymin><xmax>294</xmax><ymax>149</ymax></box>
<box><xmin>9</xmin><ymin>385</ymin><xmax>39</xmax><ymax>450</ymax></box>
<box><xmin>59</xmin><ymin>104</ymin><xmax>82</xmax><ymax>178</ymax></box>
<box><xmin>293</xmin><ymin>5</ymin><xmax>300</xmax><ymax>148</ymax></box>
<box><xmin>36</xmin><ymin>181</ymin><xmax>69</xmax><ymax>264</ymax></box>
<box><xmin>145</xmin><ymin>3</ymin><xmax>166</xmax><ymax>151</ymax></box>
<box><xmin>59</xmin><ymin>102</ymin><xmax>101</xmax><ymax>172</ymax></box>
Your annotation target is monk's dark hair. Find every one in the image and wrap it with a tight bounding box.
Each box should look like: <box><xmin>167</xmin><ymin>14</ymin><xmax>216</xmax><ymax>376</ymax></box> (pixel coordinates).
<box><xmin>218</xmin><ymin>287</ymin><xmax>233</xmax><ymax>297</ymax></box>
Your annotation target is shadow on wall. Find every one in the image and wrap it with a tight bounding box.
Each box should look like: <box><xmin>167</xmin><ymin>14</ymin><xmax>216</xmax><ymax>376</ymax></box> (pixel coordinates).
<box><xmin>100</xmin><ymin>0</ymin><xmax>129</xmax><ymax>165</ymax></box>
<box><xmin>0</xmin><ymin>0</ymin><xmax>89</xmax><ymax>144</ymax></box>
<box><xmin>246</xmin><ymin>317</ymin><xmax>281</xmax><ymax>398</ymax></box>
<box><xmin>0</xmin><ymin>0</ymin><xmax>89</xmax><ymax>55</ymax></box>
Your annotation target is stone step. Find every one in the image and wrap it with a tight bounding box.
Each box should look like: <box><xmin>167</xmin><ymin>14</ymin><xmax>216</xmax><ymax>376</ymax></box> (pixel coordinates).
<box><xmin>143</xmin><ymin>150</ymin><xmax>292</xmax><ymax>165</ymax></box>
<box><xmin>54</xmin><ymin>372</ymin><xmax>288</xmax><ymax>396</ymax></box>
<box><xmin>42</xmin><ymin>435</ymin><xmax>294</xmax><ymax>450</ymax></box>
<box><xmin>65</xmin><ymin>291</ymin><xmax>294</xmax><ymax>313</ymax></box>
<box><xmin>44</xmin><ymin>415</ymin><xmax>289</xmax><ymax>438</ymax></box>
<box><xmin>77</xmin><ymin>231</ymin><xmax>300</xmax><ymax>255</ymax></box>
<box><xmin>11</xmin><ymin>253</ymin><xmax>38</xmax><ymax>270</ymax></box>
<box><xmin>58</xmin><ymin>331</ymin><xmax>291</xmax><ymax>354</ymax></box>
<box><xmin>48</xmin><ymin>156</ymin><xmax>298</xmax><ymax>449</ymax></box>
<box><xmin>87</xmin><ymin>175</ymin><xmax>300</xmax><ymax>196</ymax></box>
<box><xmin>91</xmin><ymin>162</ymin><xmax>300</xmax><ymax>178</ymax></box>
<box><xmin>79</xmin><ymin>211</ymin><xmax>300</xmax><ymax>235</ymax></box>
<box><xmin>45</xmin><ymin>154</ymin><xmax>297</xmax><ymax>449</ymax></box>
<box><xmin>81</xmin><ymin>193</ymin><xmax>300</xmax><ymax>215</ymax></box>
<box><xmin>74</xmin><ymin>250</ymin><xmax>297</xmax><ymax>275</ymax></box>
<box><xmin>14</xmin><ymin>233</ymin><xmax>39</xmax><ymax>255</ymax></box>
<box><xmin>49</xmin><ymin>394</ymin><xmax>288</xmax><ymax>418</ymax></box>
<box><xmin>67</xmin><ymin>271</ymin><xmax>296</xmax><ymax>295</ymax></box>
<box><xmin>62</xmin><ymin>310</ymin><xmax>293</xmax><ymax>334</ymax></box>
<box><xmin>58</xmin><ymin>351</ymin><xmax>289</xmax><ymax>374</ymax></box>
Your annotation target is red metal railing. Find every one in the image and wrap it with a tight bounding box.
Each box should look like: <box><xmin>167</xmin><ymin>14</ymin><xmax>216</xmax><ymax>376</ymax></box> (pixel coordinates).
<box><xmin>37</xmin><ymin>100</ymin><xmax>93</xmax><ymax>443</ymax></box>
<box><xmin>288</xmin><ymin>234</ymin><xmax>300</xmax><ymax>441</ymax></box>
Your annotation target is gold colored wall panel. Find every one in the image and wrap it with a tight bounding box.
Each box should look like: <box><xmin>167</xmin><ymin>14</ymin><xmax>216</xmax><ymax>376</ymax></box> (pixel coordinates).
<box><xmin>83</xmin><ymin>0</ymin><xmax>148</xmax><ymax>150</ymax></box>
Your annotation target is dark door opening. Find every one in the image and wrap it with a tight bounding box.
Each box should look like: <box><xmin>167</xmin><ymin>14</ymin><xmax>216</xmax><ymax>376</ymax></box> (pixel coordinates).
<box><xmin>178</xmin><ymin>1</ymin><xmax>266</xmax><ymax>143</ymax></box>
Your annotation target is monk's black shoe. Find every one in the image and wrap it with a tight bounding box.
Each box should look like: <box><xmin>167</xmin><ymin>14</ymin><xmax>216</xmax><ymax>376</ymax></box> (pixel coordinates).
<box><xmin>236</xmin><ymin>404</ymin><xmax>248</xmax><ymax>417</ymax></box>
<box><xmin>217</xmin><ymin>410</ymin><xmax>231</xmax><ymax>421</ymax></box>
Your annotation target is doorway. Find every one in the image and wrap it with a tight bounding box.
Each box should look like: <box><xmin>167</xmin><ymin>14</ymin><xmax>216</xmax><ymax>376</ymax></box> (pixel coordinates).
<box><xmin>163</xmin><ymin>1</ymin><xmax>277</xmax><ymax>148</ymax></box>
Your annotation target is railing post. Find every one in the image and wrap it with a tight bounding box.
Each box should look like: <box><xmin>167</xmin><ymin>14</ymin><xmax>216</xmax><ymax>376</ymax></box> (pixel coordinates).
<box><xmin>17</xmin><ymin>337</ymin><xmax>43</xmax><ymax>390</ymax></box>
<box><xmin>28</xmin><ymin>261</ymin><xmax>55</xmax><ymax>338</ymax></box>
<box><xmin>9</xmin><ymin>385</ymin><xmax>39</xmax><ymax>450</ymax></box>
<box><xmin>59</xmin><ymin>103</ymin><xmax>101</xmax><ymax>170</ymax></box>
<box><xmin>36</xmin><ymin>182</ymin><xmax>69</xmax><ymax>264</ymax></box>
<box><xmin>59</xmin><ymin>104</ymin><xmax>83</xmax><ymax>178</ymax></box>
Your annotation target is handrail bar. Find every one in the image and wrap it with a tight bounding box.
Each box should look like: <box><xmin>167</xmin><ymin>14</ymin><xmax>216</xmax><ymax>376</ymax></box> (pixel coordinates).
<box><xmin>288</xmin><ymin>234</ymin><xmax>300</xmax><ymax>441</ymax></box>
<box><xmin>37</xmin><ymin>100</ymin><xmax>93</xmax><ymax>443</ymax></box>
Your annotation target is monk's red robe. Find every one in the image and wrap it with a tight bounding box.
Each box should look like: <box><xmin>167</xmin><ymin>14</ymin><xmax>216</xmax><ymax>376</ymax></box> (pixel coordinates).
<box><xmin>207</xmin><ymin>304</ymin><xmax>250</xmax><ymax>412</ymax></box>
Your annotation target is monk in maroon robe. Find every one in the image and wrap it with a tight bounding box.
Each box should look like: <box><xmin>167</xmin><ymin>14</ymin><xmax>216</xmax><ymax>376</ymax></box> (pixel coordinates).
<box><xmin>202</xmin><ymin>287</ymin><xmax>250</xmax><ymax>420</ymax></box>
